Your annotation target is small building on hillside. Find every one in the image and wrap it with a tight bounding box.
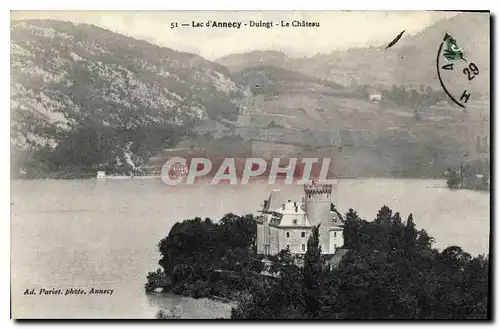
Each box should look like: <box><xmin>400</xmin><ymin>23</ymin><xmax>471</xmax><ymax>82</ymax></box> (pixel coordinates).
<box><xmin>369</xmin><ymin>93</ymin><xmax>382</xmax><ymax>102</ymax></box>
<box><xmin>97</xmin><ymin>171</ymin><xmax>106</xmax><ymax>180</ymax></box>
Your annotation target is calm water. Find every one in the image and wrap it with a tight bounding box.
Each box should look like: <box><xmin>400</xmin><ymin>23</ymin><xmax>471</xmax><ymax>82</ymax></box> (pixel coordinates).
<box><xmin>11</xmin><ymin>179</ymin><xmax>490</xmax><ymax>319</ymax></box>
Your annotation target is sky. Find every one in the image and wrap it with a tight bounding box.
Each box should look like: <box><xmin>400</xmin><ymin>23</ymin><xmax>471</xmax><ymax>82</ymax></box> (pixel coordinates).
<box><xmin>11</xmin><ymin>11</ymin><xmax>458</xmax><ymax>60</ymax></box>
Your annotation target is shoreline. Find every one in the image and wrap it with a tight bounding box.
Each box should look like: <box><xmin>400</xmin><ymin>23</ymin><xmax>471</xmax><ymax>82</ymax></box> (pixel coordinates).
<box><xmin>11</xmin><ymin>174</ymin><xmax>450</xmax><ymax>181</ymax></box>
<box><xmin>11</xmin><ymin>176</ymin><xmax>491</xmax><ymax>194</ymax></box>
<box><xmin>447</xmin><ymin>185</ymin><xmax>490</xmax><ymax>193</ymax></box>
<box><xmin>150</xmin><ymin>290</ymin><xmax>236</xmax><ymax>305</ymax></box>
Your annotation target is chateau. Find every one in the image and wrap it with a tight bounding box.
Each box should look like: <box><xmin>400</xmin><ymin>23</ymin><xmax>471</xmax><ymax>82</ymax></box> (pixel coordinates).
<box><xmin>256</xmin><ymin>182</ymin><xmax>344</xmax><ymax>255</ymax></box>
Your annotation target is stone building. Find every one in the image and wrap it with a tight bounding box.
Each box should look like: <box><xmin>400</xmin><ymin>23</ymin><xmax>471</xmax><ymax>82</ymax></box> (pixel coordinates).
<box><xmin>256</xmin><ymin>182</ymin><xmax>344</xmax><ymax>255</ymax></box>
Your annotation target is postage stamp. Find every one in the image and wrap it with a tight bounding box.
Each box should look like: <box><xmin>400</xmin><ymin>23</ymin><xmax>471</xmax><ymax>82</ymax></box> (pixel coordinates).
<box><xmin>10</xmin><ymin>10</ymin><xmax>490</xmax><ymax>320</ymax></box>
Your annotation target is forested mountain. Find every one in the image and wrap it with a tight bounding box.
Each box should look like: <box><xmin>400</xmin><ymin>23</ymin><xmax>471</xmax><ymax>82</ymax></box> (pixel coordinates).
<box><xmin>11</xmin><ymin>19</ymin><xmax>247</xmax><ymax>177</ymax></box>
<box><xmin>10</xmin><ymin>14</ymin><xmax>489</xmax><ymax>179</ymax></box>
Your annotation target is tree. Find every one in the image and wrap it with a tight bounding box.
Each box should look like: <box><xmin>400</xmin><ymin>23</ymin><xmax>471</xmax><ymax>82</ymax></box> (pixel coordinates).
<box><xmin>302</xmin><ymin>224</ymin><xmax>323</xmax><ymax>318</ymax></box>
<box><xmin>155</xmin><ymin>206</ymin><xmax>489</xmax><ymax>320</ymax></box>
<box><xmin>375</xmin><ymin>205</ymin><xmax>393</xmax><ymax>225</ymax></box>
<box><xmin>323</xmin><ymin>206</ymin><xmax>488</xmax><ymax>319</ymax></box>
<box><xmin>416</xmin><ymin>229</ymin><xmax>434</xmax><ymax>249</ymax></box>
<box><xmin>403</xmin><ymin>213</ymin><xmax>417</xmax><ymax>255</ymax></box>
<box><xmin>343</xmin><ymin>208</ymin><xmax>361</xmax><ymax>249</ymax></box>
<box><xmin>153</xmin><ymin>213</ymin><xmax>261</xmax><ymax>300</ymax></box>
<box><xmin>446</xmin><ymin>169</ymin><xmax>461</xmax><ymax>188</ymax></box>
<box><xmin>409</xmin><ymin>89</ymin><xmax>420</xmax><ymax>107</ymax></box>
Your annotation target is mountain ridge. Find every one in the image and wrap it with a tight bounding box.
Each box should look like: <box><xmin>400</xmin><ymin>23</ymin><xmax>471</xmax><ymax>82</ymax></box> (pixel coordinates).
<box><xmin>10</xmin><ymin>19</ymin><xmax>247</xmax><ymax>177</ymax></box>
<box><xmin>215</xmin><ymin>13</ymin><xmax>489</xmax><ymax>94</ymax></box>
<box><xmin>10</xmin><ymin>16</ymin><xmax>490</xmax><ymax>179</ymax></box>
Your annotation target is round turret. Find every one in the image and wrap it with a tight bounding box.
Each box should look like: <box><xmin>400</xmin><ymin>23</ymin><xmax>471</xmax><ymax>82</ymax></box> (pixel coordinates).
<box><xmin>304</xmin><ymin>182</ymin><xmax>332</xmax><ymax>226</ymax></box>
<box><xmin>304</xmin><ymin>183</ymin><xmax>333</xmax><ymax>195</ymax></box>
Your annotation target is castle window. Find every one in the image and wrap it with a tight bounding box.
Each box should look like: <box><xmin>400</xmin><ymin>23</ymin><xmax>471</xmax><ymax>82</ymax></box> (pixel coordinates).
<box><xmin>301</xmin><ymin>244</ymin><xmax>306</xmax><ymax>251</ymax></box>
<box><xmin>301</xmin><ymin>232</ymin><xmax>306</xmax><ymax>238</ymax></box>
<box><xmin>286</xmin><ymin>232</ymin><xmax>290</xmax><ymax>238</ymax></box>
<box><xmin>309</xmin><ymin>195</ymin><xmax>312</xmax><ymax>199</ymax></box>
<box><xmin>286</xmin><ymin>245</ymin><xmax>290</xmax><ymax>250</ymax></box>
<box><xmin>334</xmin><ymin>232</ymin><xmax>337</xmax><ymax>237</ymax></box>
<box><xmin>334</xmin><ymin>244</ymin><xmax>337</xmax><ymax>249</ymax></box>
<box><xmin>292</xmin><ymin>219</ymin><xmax>297</xmax><ymax>224</ymax></box>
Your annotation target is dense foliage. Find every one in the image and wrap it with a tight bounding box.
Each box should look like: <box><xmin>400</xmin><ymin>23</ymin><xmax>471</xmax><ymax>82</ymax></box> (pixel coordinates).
<box><xmin>147</xmin><ymin>206</ymin><xmax>489</xmax><ymax>319</ymax></box>
<box><xmin>11</xmin><ymin>19</ymin><xmax>245</xmax><ymax>179</ymax></box>
<box><xmin>231</xmin><ymin>206</ymin><xmax>489</xmax><ymax>319</ymax></box>
<box><xmin>12</xmin><ymin>122</ymin><xmax>191</xmax><ymax>178</ymax></box>
<box><xmin>446</xmin><ymin>160</ymin><xmax>490</xmax><ymax>191</ymax></box>
<box><xmin>356</xmin><ymin>84</ymin><xmax>449</xmax><ymax>121</ymax></box>
<box><xmin>146</xmin><ymin>213</ymin><xmax>264</xmax><ymax>299</ymax></box>
<box><xmin>382</xmin><ymin>85</ymin><xmax>448</xmax><ymax>109</ymax></box>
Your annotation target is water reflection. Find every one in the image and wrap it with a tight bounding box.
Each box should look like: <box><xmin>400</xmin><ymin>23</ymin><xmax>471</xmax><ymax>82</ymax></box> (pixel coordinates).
<box><xmin>146</xmin><ymin>292</ymin><xmax>234</xmax><ymax>319</ymax></box>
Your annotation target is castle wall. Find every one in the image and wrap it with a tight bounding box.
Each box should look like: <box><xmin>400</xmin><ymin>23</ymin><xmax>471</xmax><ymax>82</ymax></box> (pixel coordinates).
<box><xmin>257</xmin><ymin>223</ymin><xmax>281</xmax><ymax>255</ymax></box>
<box><xmin>279</xmin><ymin>211</ymin><xmax>307</xmax><ymax>226</ymax></box>
<box><xmin>279</xmin><ymin>228</ymin><xmax>311</xmax><ymax>254</ymax></box>
<box><xmin>319</xmin><ymin>224</ymin><xmax>332</xmax><ymax>254</ymax></box>
<box><xmin>279</xmin><ymin>225</ymin><xmax>342</xmax><ymax>255</ymax></box>
<box><xmin>258</xmin><ymin>223</ymin><xmax>343</xmax><ymax>255</ymax></box>
<box><xmin>328</xmin><ymin>228</ymin><xmax>344</xmax><ymax>254</ymax></box>
<box><xmin>256</xmin><ymin>223</ymin><xmax>266</xmax><ymax>254</ymax></box>
<box><xmin>269</xmin><ymin>226</ymin><xmax>280</xmax><ymax>254</ymax></box>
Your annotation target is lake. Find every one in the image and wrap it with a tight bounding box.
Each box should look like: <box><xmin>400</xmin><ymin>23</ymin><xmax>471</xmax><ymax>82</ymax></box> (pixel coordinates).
<box><xmin>10</xmin><ymin>178</ymin><xmax>490</xmax><ymax>319</ymax></box>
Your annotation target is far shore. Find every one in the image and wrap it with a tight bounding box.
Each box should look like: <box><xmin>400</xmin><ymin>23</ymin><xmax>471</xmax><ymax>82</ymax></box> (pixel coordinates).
<box><xmin>11</xmin><ymin>175</ymin><xmax>450</xmax><ymax>181</ymax></box>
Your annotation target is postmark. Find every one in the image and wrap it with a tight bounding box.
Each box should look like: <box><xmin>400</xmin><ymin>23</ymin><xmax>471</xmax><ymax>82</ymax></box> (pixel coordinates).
<box><xmin>436</xmin><ymin>33</ymin><xmax>481</xmax><ymax>108</ymax></box>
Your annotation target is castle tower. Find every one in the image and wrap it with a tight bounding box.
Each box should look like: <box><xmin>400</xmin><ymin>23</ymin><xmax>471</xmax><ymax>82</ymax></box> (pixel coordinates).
<box><xmin>304</xmin><ymin>182</ymin><xmax>336</xmax><ymax>253</ymax></box>
<box><xmin>304</xmin><ymin>182</ymin><xmax>332</xmax><ymax>226</ymax></box>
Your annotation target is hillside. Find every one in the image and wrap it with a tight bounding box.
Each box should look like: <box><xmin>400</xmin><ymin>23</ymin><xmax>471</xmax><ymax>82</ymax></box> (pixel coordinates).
<box><xmin>229</xmin><ymin>68</ymin><xmax>486</xmax><ymax>177</ymax></box>
<box><xmin>233</xmin><ymin>65</ymin><xmax>348</xmax><ymax>101</ymax></box>
<box><xmin>10</xmin><ymin>17</ymin><xmax>489</xmax><ymax>179</ymax></box>
<box><xmin>311</xmin><ymin>12</ymin><xmax>489</xmax><ymax>94</ymax></box>
<box><xmin>209</xmin><ymin>13</ymin><xmax>490</xmax><ymax>177</ymax></box>
<box><xmin>216</xmin><ymin>13</ymin><xmax>489</xmax><ymax>94</ymax></box>
<box><xmin>216</xmin><ymin>50</ymin><xmax>292</xmax><ymax>72</ymax></box>
<box><xmin>10</xmin><ymin>19</ymin><xmax>246</xmax><ymax>177</ymax></box>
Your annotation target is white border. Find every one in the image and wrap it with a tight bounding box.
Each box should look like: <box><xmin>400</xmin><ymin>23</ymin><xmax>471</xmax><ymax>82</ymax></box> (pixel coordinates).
<box><xmin>6</xmin><ymin>0</ymin><xmax>497</xmax><ymax>11</ymax></box>
<box><xmin>3</xmin><ymin>1</ymin><xmax>497</xmax><ymax>328</ymax></box>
